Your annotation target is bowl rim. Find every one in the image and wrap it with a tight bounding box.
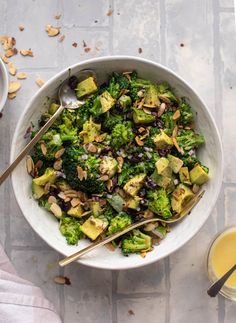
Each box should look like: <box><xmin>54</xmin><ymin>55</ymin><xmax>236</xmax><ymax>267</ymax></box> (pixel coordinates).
<box><xmin>10</xmin><ymin>55</ymin><xmax>223</xmax><ymax>270</ymax></box>
<box><xmin>0</xmin><ymin>58</ymin><xmax>8</xmax><ymax>113</ymax></box>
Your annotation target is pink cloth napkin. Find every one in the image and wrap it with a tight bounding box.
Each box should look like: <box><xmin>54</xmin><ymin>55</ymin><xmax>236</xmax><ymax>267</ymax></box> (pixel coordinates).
<box><xmin>0</xmin><ymin>245</ymin><xmax>62</xmax><ymax>323</ymax></box>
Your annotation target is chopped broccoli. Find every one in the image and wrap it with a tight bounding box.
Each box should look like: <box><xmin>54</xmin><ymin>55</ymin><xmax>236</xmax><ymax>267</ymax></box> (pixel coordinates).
<box><xmin>107</xmin><ymin>212</ymin><xmax>132</xmax><ymax>235</ymax></box>
<box><xmin>158</xmin><ymin>82</ymin><xmax>178</xmax><ymax>103</ymax></box>
<box><xmin>177</xmin><ymin>130</ymin><xmax>205</xmax><ymax>151</ymax></box>
<box><xmin>108</xmin><ymin>73</ymin><xmax>130</xmax><ymax>99</ymax></box>
<box><xmin>181</xmin><ymin>154</ymin><xmax>199</xmax><ymax>169</ymax></box>
<box><xmin>161</xmin><ymin>111</ymin><xmax>175</xmax><ymax>136</ymax></box>
<box><xmin>178</xmin><ymin>98</ymin><xmax>194</xmax><ymax>126</ymax></box>
<box><xmin>121</xmin><ymin>229</ymin><xmax>152</xmax><ymax>254</ymax></box>
<box><xmin>147</xmin><ymin>188</ymin><xmax>172</xmax><ymax>218</ymax></box>
<box><xmin>103</xmin><ymin>113</ymin><xmax>123</xmax><ymax>132</ymax></box>
<box><xmin>110</xmin><ymin>122</ymin><xmax>134</xmax><ymax>149</ymax></box>
<box><xmin>59</xmin><ymin>216</ymin><xmax>83</xmax><ymax>245</ymax></box>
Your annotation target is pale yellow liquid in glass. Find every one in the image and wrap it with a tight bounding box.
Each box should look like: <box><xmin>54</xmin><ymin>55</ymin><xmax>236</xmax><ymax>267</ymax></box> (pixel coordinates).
<box><xmin>210</xmin><ymin>230</ymin><xmax>236</xmax><ymax>288</ymax></box>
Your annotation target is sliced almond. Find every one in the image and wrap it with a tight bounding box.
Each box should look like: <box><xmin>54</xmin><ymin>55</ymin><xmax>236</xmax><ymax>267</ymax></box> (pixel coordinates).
<box><xmin>40</xmin><ymin>142</ymin><xmax>47</xmax><ymax>155</ymax></box>
<box><xmin>105</xmin><ymin>242</ymin><xmax>116</xmax><ymax>251</ymax></box>
<box><xmin>0</xmin><ymin>36</ymin><xmax>8</xmax><ymax>44</ymax></box>
<box><xmin>157</xmin><ymin>102</ymin><xmax>166</xmax><ymax>117</ymax></box>
<box><xmin>143</xmin><ymin>108</ymin><xmax>152</xmax><ymax>114</ymax></box>
<box><xmin>50</xmin><ymin>203</ymin><xmax>62</xmax><ymax>218</ymax></box>
<box><xmin>99</xmin><ymin>175</ymin><xmax>109</xmax><ymax>181</ymax></box>
<box><xmin>86</xmin><ymin>143</ymin><xmax>97</xmax><ymax>153</ymax></box>
<box><xmin>137</xmin><ymin>98</ymin><xmax>145</xmax><ymax>109</ymax></box>
<box><xmin>173</xmin><ymin>109</ymin><xmax>181</xmax><ymax>120</ymax></box>
<box><xmin>172</xmin><ymin>125</ymin><xmax>178</xmax><ymax>138</ymax></box>
<box><xmin>192</xmin><ymin>184</ymin><xmax>200</xmax><ymax>194</ymax></box>
<box><xmin>8</xmin><ymin>92</ymin><xmax>17</xmax><ymax>99</ymax></box>
<box><xmin>58</xmin><ymin>192</ymin><xmax>67</xmax><ymax>200</ymax></box>
<box><xmin>173</xmin><ymin>137</ymin><xmax>184</xmax><ymax>155</ymax></box>
<box><xmin>17</xmin><ymin>72</ymin><xmax>27</xmax><ymax>79</ymax></box>
<box><xmin>48</xmin><ymin>195</ymin><xmax>57</xmax><ymax>204</ymax></box>
<box><xmin>5</xmin><ymin>48</ymin><xmax>18</xmax><ymax>58</ymax></box>
<box><xmin>26</xmin><ymin>155</ymin><xmax>34</xmax><ymax>175</ymax></box>
<box><xmin>95</xmin><ymin>134</ymin><xmax>106</xmax><ymax>143</ymax></box>
<box><xmin>20</xmin><ymin>49</ymin><xmax>33</xmax><ymax>57</ymax></box>
<box><xmin>1</xmin><ymin>55</ymin><xmax>8</xmax><ymax>64</ymax></box>
<box><xmin>138</xmin><ymin>127</ymin><xmax>146</xmax><ymax>133</ymax></box>
<box><xmin>8</xmin><ymin>62</ymin><xmax>16</xmax><ymax>76</ymax></box>
<box><xmin>159</xmin><ymin>94</ymin><xmax>171</xmax><ymax>104</ymax></box>
<box><xmin>44</xmin><ymin>182</ymin><xmax>51</xmax><ymax>194</ymax></box>
<box><xmin>71</xmin><ymin>197</ymin><xmax>81</xmax><ymax>207</ymax></box>
<box><xmin>45</xmin><ymin>24</ymin><xmax>60</xmax><ymax>37</ymax></box>
<box><xmin>35</xmin><ymin>78</ymin><xmax>45</xmax><ymax>87</ymax></box>
<box><xmin>135</xmin><ymin>136</ymin><xmax>144</xmax><ymax>146</ymax></box>
<box><xmin>117</xmin><ymin>156</ymin><xmax>124</xmax><ymax>173</ymax></box>
<box><xmin>77</xmin><ymin>166</ymin><xmax>86</xmax><ymax>181</ymax></box>
<box><xmin>54</xmin><ymin>14</ymin><xmax>61</xmax><ymax>20</ymax></box>
<box><xmin>19</xmin><ymin>25</ymin><xmax>25</xmax><ymax>31</ymax></box>
<box><xmin>53</xmin><ymin>159</ymin><xmax>62</xmax><ymax>170</ymax></box>
<box><xmin>143</xmin><ymin>103</ymin><xmax>157</xmax><ymax>108</ymax></box>
<box><xmin>54</xmin><ymin>148</ymin><xmax>65</xmax><ymax>159</ymax></box>
<box><xmin>3</xmin><ymin>37</ymin><xmax>16</xmax><ymax>50</ymax></box>
<box><xmin>8</xmin><ymin>81</ymin><xmax>21</xmax><ymax>93</ymax></box>
<box><xmin>106</xmin><ymin>179</ymin><xmax>113</xmax><ymax>192</ymax></box>
<box><xmin>34</xmin><ymin>160</ymin><xmax>43</xmax><ymax>170</ymax></box>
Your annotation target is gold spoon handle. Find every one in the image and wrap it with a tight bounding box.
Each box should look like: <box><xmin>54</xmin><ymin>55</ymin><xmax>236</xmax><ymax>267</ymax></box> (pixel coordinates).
<box><xmin>59</xmin><ymin>190</ymin><xmax>204</xmax><ymax>267</ymax></box>
<box><xmin>0</xmin><ymin>105</ymin><xmax>64</xmax><ymax>186</ymax></box>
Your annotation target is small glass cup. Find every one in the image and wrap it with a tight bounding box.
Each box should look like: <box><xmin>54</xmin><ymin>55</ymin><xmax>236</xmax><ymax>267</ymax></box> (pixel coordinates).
<box><xmin>206</xmin><ymin>225</ymin><xmax>236</xmax><ymax>301</ymax></box>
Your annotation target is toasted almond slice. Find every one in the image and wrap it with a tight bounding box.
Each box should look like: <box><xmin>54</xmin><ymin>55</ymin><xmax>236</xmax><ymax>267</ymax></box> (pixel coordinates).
<box><xmin>105</xmin><ymin>242</ymin><xmax>116</xmax><ymax>251</ymax></box>
<box><xmin>137</xmin><ymin>98</ymin><xmax>145</xmax><ymax>109</ymax></box>
<box><xmin>17</xmin><ymin>72</ymin><xmax>27</xmax><ymax>79</ymax></box>
<box><xmin>8</xmin><ymin>92</ymin><xmax>17</xmax><ymax>99</ymax></box>
<box><xmin>192</xmin><ymin>184</ymin><xmax>200</xmax><ymax>194</ymax></box>
<box><xmin>35</xmin><ymin>78</ymin><xmax>45</xmax><ymax>87</ymax></box>
<box><xmin>26</xmin><ymin>155</ymin><xmax>34</xmax><ymax>175</ymax></box>
<box><xmin>140</xmin><ymin>251</ymin><xmax>147</xmax><ymax>258</ymax></box>
<box><xmin>86</xmin><ymin>143</ymin><xmax>97</xmax><ymax>153</ymax></box>
<box><xmin>5</xmin><ymin>48</ymin><xmax>18</xmax><ymax>57</ymax></box>
<box><xmin>58</xmin><ymin>35</ymin><xmax>65</xmax><ymax>42</ymax></box>
<box><xmin>3</xmin><ymin>37</ymin><xmax>16</xmax><ymax>50</ymax></box>
<box><xmin>50</xmin><ymin>203</ymin><xmax>62</xmax><ymax>218</ymax></box>
<box><xmin>19</xmin><ymin>25</ymin><xmax>25</xmax><ymax>31</ymax></box>
<box><xmin>99</xmin><ymin>175</ymin><xmax>109</xmax><ymax>181</ymax></box>
<box><xmin>40</xmin><ymin>142</ymin><xmax>47</xmax><ymax>155</ymax></box>
<box><xmin>1</xmin><ymin>55</ymin><xmax>8</xmax><ymax>64</ymax></box>
<box><xmin>143</xmin><ymin>108</ymin><xmax>152</xmax><ymax>114</ymax></box>
<box><xmin>53</xmin><ymin>159</ymin><xmax>62</xmax><ymax>170</ymax></box>
<box><xmin>173</xmin><ymin>109</ymin><xmax>181</xmax><ymax>120</ymax></box>
<box><xmin>159</xmin><ymin>94</ymin><xmax>171</xmax><ymax>104</ymax></box>
<box><xmin>172</xmin><ymin>125</ymin><xmax>178</xmax><ymax>138</ymax></box>
<box><xmin>157</xmin><ymin>102</ymin><xmax>166</xmax><ymax>117</ymax></box>
<box><xmin>135</xmin><ymin>136</ymin><xmax>144</xmax><ymax>146</ymax></box>
<box><xmin>106</xmin><ymin>179</ymin><xmax>113</xmax><ymax>192</ymax></box>
<box><xmin>34</xmin><ymin>160</ymin><xmax>43</xmax><ymax>170</ymax></box>
<box><xmin>58</xmin><ymin>192</ymin><xmax>67</xmax><ymax>200</ymax></box>
<box><xmin>54</xmin><ymin>14</ymin><xmax>61</xmax><ymax>20</ymax></box>
<box><xmin>143</xmin><ymin>103</ymin><xmax>157</xmax><ymax>108</ymax></box>
<box><xmin>20</xmin><ymin>49</ymin><xmax>33</xmax><ymax>57</ymax></box>
<box><xmin>44</xmin><ymin>182</ymin><xmax>51</xmax><ymax>194</ymax></box>
<box><xmin>0</xmin><ymin>35</ymin><xmax>8</xmax><ymax>44</ymax></box>
<box><xmin>54</xmin><ymin>148</ymin><xmax>65</xmax><ymax>159</ymax></box>
<box><xmin>8</xmin><ymin>62</ymin><xmax>16</xmax><ymax>76</ymax></box>
<box><xmin>117</xmin><ymin>156</ymin><xmax>124</xmax><ymax>173</ymax></box>
<box><xmin>138</xmin><ymin>127</ymin><xmax>146</xmax><ymax>133</ymax></box>
<box><xmin>172</xmin><ymin>137</ymin><xmax>184</xmax><ymax>154</ymax></box>
<box><xmin>71</xmin><ymin>197</ymin><xmax>81</xmax><ymax>207</ymax></box>
<box><xmin>45</xmin><ymin>24</ymin><xmax>60</xmax><ymax>37</ymax></box>
<box><xmin>77</xmin><ymin>166</ymin><xmax>86</xmax><ymax>181</ymax></box>
<box><xmin>48</xmin><ymin>195</ymin><xmax>57</xmax><ymax>204</ymax></box>
<box><xmin>94</xmin><ymin>134</ymin><xmax>106</xmax><ymax>143</ymax></box>
<box><xmin>8</xmin><ymin>81</ymin><xmax>21</xmax><ymax>93</ymax></box>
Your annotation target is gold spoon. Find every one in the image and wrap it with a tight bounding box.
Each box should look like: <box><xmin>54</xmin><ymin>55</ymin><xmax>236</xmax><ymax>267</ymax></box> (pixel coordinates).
<box><xmin>59</xmin><ymin>190</ymin><xmax>205</xmax><ymax>267</ymax></box>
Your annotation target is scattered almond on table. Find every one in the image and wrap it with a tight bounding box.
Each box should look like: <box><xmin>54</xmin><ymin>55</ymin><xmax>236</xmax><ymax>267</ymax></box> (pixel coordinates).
<box><xmin>8</xmin><ymin>81</ymin><xmax>21</xmax><ymax>94</ymax></box>
<box><xmin>45</xmin><ymin>24</ymin><xmax>60</xmax><ymax>37</ymax></box>
<box><xmin>20</xmin><ymin>49</ymin><xmax>33</xmax><ymax>57</ymax></box>
<box><xmin>17</xmin><ymin>72</ymin><xmax>27</xmax><ymax>79</ymax></box>
<box><xmin>35</xmin><ymin>78</ymin><xmax>45</xmax><ymax>87</ymax></box>
<box><xmin>8</xmin><ymin>62</ymin><xmax>16</xmax><ymax>76</ymax></box>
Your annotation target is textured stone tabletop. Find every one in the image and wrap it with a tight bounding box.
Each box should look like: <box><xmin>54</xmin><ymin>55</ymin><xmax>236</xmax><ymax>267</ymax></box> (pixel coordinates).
<box><xmin>0</xmin><ymin>1</ymin><xmax>235</xmax><ymax>322</ymax></box>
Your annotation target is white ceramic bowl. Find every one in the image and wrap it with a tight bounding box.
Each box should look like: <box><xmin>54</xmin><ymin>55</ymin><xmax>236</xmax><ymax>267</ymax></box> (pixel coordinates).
<box><xmin>0</xmin><ymin>58</ymin><xmax>8</xmax><ymax>112</ymax></box>
<box><xmin>11</xmin><ymin>56</ymin><xmax>223</xmax><ymax>270</ymax></box>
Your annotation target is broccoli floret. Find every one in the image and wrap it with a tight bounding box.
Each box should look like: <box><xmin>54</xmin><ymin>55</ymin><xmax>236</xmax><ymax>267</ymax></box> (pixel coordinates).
<box><xmin>110</xmin><ymin>122</ymin><xmax>134</xmax><ymax>149</ymax></box>
<box><xmin>177</xmin><ymin>130</ymin><xmax>205</xmax><ymax>151</ymax></box>
<box><xmin>129</xmin><ymin>72</ymin><xmax>151</xmax><ymax>101</ymax></box>
<box><xmin>178</xmin><ymin>98</ymin><xmax>194</xmax><ymax>126</ymax></box>
<box><xmin>161</xmin><ymin>111</ymin><xmax>175</xmax><ymax>136</ymax></box>
<box><xmin>201</xmin><ymin>165</ymin><xmax>209</xmax><ymax>174</ymax></box>
<box><xmin>147</xmin><ymin>188</ymin><xmax>172</xmax><ymax>218</ymax></box>
<box><xmin>181</xmin><ymin>154</ymin><xmax>199</xmax><ymax>169</ymax></box>
<box><xmin>101</xmin><ymin>205</ymin><xmax>115</xmax><ymax>223</ymax></box>
<box><xmin>59</xmin><ymin>216</ymin><xmax>83</xmax><ymax>245</ymax></box>
<box><xmin>158</xmin><ymin>82</ymin><xmax>178</xmax><ymax>103</ymax></box>
<box><xmin>38</xmin><ymin>197</ymin><xmax>51</xmax><ymax>211</ymax></box>
<box><xmin>118</xmin><ymin>161</ymin><xmax>134</xmax><ymax>185</ymax></box>
<box><xmin>107</xmin><ymin>212</ymin><xmax>132</xmax><ymax>235</ymax></box>
<box><xmin>62</xmin><ymin>147</ymin><xmax>105</xmax><ymax>194</ymax></box>
<box><xmin>103</xmin><ymin>113</ymin><xmax>123</xmax><ymax>132</ymax></box>
<box><xmin>108</xmin><ymin>73</ymin><xmax>130</xmax><ymax>99</ymax></box>
<box><xmin>121</xmin><ymin>229</ymin><xmax>152</xmax><ymax>254</ymax></box>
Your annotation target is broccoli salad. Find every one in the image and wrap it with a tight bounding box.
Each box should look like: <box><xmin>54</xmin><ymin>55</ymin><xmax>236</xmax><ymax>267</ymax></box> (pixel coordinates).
<box><xmin>28</xmin><ymin>71</ymin><xmax>209</xmax><ymax>257</ymax></box>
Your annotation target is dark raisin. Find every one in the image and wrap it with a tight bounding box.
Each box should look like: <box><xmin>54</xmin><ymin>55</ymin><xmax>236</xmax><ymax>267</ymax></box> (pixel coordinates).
<box><xmin>68</xmin><ymin>76</ymin><xmax>78</xmax><ymax>90</ymax></box>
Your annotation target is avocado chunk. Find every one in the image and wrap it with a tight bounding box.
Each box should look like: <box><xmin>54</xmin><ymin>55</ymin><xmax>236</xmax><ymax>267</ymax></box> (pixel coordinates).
<box><xmin>125</xmin><ymin>196</ymin><xmax>141</xmax><ymax>210</ymax></box>
<box><xmin>48</xmin><ymin>102</ymin><xmax>60</xmax><ymax>115</ymax></box>
<box><xmin>144</xmin><ymin>84</ymin><xmax>160</xmax><ymax>107</ymax></box>
<box><xmin>123</xmin><ymin>173</ymin><xmax>146</xmax><ymax>196</ymax></box>
<box><xmin>67</xmin><ymin>205</ymin><xmax>84</xmax><ymax>218</ymax></box>
<box><xmin>153</xmin><ymin>130</ymin><xmax>173</xmax><ymax>149</ymax></box>
<box><xmin>75</xmin><ymin>77</ymin><xmax>98</xmax><ymax>99</ymax></box>
<box><xmin>168</xmin><ymin>155</ymin><xmax>184</xmax><ymax>173</ymax></box>
<box><xmin>80</xmin><ymin>216</ymin><xmax>108</xmax><ymax>240</ymax></box>
<box><xmin>107</xmin><ymin>194</ymin><xmax>125</xmax><ymax>213</ymax></box>
<box><xmin>33</xmin><ymin>168</ymin><xmax>57</xmax><ymax>186</ymax></box>
<box><xmin>132</xmin><ymin>107</ymin><xmax>155</xmax><ymax>124</ymax></box>
<box><xmin>118</xmin><ymin>95</ymin><xmax>132</xmax><ymax>109</ymax></box>
<box><xmin>99</xmin><ymin>156</ymin><xmax>118</xmax><ymax>178</ymax></box>
<box><xmin>190</xmin><ymin>164</ymin><xmax>209</xmax><ymax>185</ymax></box>
<box><xmin>56</xmin><ymin>179</ymin><xmax>72</xmax><ymax>192</ymax></box>
<box><xmin>171</xmin><ymin>184</ymin><xmax>194</xmax><ymax>213</ymax></box>
<box><xmin>151</xmin><ymin>170</ymin><xmax>172</xmax><ymax>189</ymax></box>
<box><xmin>155</xmin><ymin>157</ymin><xmax>172</xmax><ymax>177</ymax></box>
<box><xmin>89</xmin><ymin>201</ymin><xmax>102</xmax><ymax>216</ymax></box>
<box><xmin>179</xmin><ymin>167</ymin><xmax>191</xmax><ymax>185</ymax></box>
<box><xmin>79</xmin><ymin>117</ymin><xmax>101</xmax><ymax>143</ymax></box>
<box><xmin>100</xmin><ymin>90</ymin><xmax>115</xmax><ymax>113</ymax></box>
<box><xmin>32</xmin><ymin>182</ymin><xmax>45</xmax><ymax>199</ymax></box>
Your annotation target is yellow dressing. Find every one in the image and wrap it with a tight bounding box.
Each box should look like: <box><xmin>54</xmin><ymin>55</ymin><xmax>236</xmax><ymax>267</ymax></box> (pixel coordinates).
<box><xmin>210</xmin><ymin>230</ymin><xmax>236</xmax><ymax>288</ymax></box>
